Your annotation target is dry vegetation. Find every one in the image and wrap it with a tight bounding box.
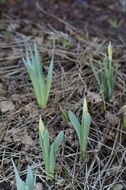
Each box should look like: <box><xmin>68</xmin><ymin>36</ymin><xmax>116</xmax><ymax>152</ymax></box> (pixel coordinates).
<box><xmin>0</xmin><ymin>1</ymin><xmax>126</xmax><ymax>190</ymax></box>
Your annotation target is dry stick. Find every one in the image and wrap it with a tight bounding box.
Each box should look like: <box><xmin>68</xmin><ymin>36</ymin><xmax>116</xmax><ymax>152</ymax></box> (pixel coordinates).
<box><xmin>84</xmin><ymin>159</ymin><xmax>96</xmax><ymax>190</ymax></box>
<box><xmin>107</xmin><ymin>148</ymin><xmax>126</xmax><ymax>189</ymax></box>
<box><xmin>88</xmin><ymin>137</ymin><xmax>114</xmax><ymax>152</ymax></box>
<box><xmin>103</xmin><ymin>166</ymin><xmax>126</xmax><ymax>190</ymax></box>
<box><xmin>101</xmin><ymin>155</ymin><xmax>117</xmax><ymax>188</ymax></box>
<box><xmin>100</xmin><ymin>119</ymin><xmax>122</xmax><ymax>188</ymax></box>
<box><xmin>88</xmin><ymin>126</ymin><xmax>114</xmax><ymax>188</ymax></box>
<box><xmin>92</xmin><ymin>120</ymin><xmax>120</xmax><ymax>189</ymax></box>
<box><xmin>107</xmin><ymin>156</ymin><xmax>126</xmax><ymax>190</ymax></box>
<box><xmin>64</xmin><ymin>149</ymin><xmax>98</xmax><ymax>158</ymax></box>
<box><xmin>59</xmin><ymin>159</ymin><xmax>83</xmax><ymax>190</ymax></box>
<box><xmin>36</xmin><ymin>2</ymin><xmax>79</xmax><ymax>34</ymax></box>
<box><xmin>71</xmin><ymin>147</ymin><xmax>78</xmax><ymax>187</ymax></box>
<box><xmin>36</xmin><ymin>2</ymin><xmax>93</xmax><ymax>47</ymax></box>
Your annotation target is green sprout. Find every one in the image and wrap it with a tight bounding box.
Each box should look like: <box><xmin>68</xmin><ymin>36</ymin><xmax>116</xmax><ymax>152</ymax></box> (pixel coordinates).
<box><xmin>68</xmin><ymin>97</ymin><xmax>91</xmax><ymax>160</ymax></box>
<box><xmin>91</xmin><ymin>41</ymin><xmax>116</xmax><ymax>100</ymax></box>
<box><xmin>122</xmin><ymin>114</ymin><xmax>126</xmax><ymax>128</ymax></box>
<box><xmin>39</xmin><ymin>116</ymin><xmax>64</xmax><ymax>181</ymax></box>
<box><xmin>119</xmin><ymin>105</ymin><xmax>126</xmax><ymax>128</ymax></box>
<box><xmin>108</xmin><ymin>18</ymin><xmax>119</xmax><ymax>29</ymax></box>
<box><xmin>12</xmin><ymin>159</ymin><xmax>35</xmax><ymax>190</ymax></box>
<box><xmin>59</xmin><ymin>36</ymin><xmax>74</xmax><ymax>48</ymax></box>
<box><xmin>59</xmin><ymin>105</ymin><xmax>69</xmax><ymax>123</ymax></box>
<box><xmin>22</xmin><ymin>39</ymin><xmax>55</xmax><ymax>108</ymax></box>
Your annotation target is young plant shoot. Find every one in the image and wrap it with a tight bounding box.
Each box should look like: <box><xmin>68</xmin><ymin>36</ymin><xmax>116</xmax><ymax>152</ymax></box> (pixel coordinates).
<box><xmin>12</xmin><ymin>159</ymin><xmax>35</xmax><ymax>190</ymax></box>
<box><xmin>39</xmin><ymin>116</ymin><xmax>64</xmax><ymax>181</ymax></box>
<box><xmin>91</xmin><ymin>41</ymin><xmax>116</xmax><ymax>100</ymax></box>
<box><xmin>22</xmin><ymin>40</ymin><xmax>55</xmax><ymax>108</ymax></box>
<box><xmin>68</xmin><ymin>97</ymin><xmax>91</xmax><ymax>160</ymax></box>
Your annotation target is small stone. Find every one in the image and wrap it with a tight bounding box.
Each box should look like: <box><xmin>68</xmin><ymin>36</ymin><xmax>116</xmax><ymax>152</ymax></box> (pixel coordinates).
<box><xmin>112</xmin><ymin>183</ymin><xmax>124</xmax><ymax>190</ymax></box>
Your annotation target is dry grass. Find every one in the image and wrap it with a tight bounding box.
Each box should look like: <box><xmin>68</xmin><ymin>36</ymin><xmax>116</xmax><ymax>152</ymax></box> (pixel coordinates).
<box><xmin>0</xmin><ymin>13</ymin><xmax>126</xmax><ymax>190</ymax></box>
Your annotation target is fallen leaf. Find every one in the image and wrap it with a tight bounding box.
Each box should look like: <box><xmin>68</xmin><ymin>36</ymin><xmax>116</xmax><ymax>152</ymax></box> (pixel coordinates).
<box><xmin>12</xmin><ymin>128</ymin><xmax>33</xmax><ymax>145</ymax></box>
<box><xmin>23</xmin><ymin>103</ymin><xmax>39</xmax><ymax>117</ymax></box>
<box><xmin>35</xmin><ymin>183</ymin><xmax>43</xmax><ymax>190</ymax></box>
<box><xmin>23</xmin><ymin>133</ymin><xmax>33</xmax><ymax>147</ymax></box>
<box><xmin>10</xmin><ymin>128</ymin><xmax>23</xmax><ymax>143</ymax></box>
<box><xmin>55</xmin><ymin>178</ymin><xmax>66</xmax><ymax>188</ymax></box>
<box><xmin>0</xmin><ymin>100</ymin><xmax>15</xmax><ymax>113</ymax></box>
<box><xmin>34</xmin><ymin>37</ymin><xmax>44</xmax><ymax>46</ymax></box>
<box><xmin>87</xmin><ymin>91</ymin><xmax>102</xmax><ymax>104</ymax></box>
<box><xmin>9</xmin><ymin>128</ymin><xmax>33</xmax><ymax>150</ymax></box>
<box><xmin>11</xmin><ymin>94</ymin><xmax>20</xmax><ymax>102</ymax></box>
<box><xmin>106</xmin><ymin>111</ymin><xmax>119</xmax><ymax>126</ymax></box>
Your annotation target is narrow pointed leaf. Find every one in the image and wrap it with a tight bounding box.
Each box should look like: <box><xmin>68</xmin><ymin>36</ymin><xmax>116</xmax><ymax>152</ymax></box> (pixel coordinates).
<box><xmin>53</xmin><ymin>131</ymin><xmax>64</xmax><ymax>153</ymax></box>
<box><xmin>12</xmin><ymin>159</ymin><xmax>26</xmax><ymax>190</ymax></box>
<box><xmin>83</xmin><ymin>97</ymin><xmax>88</xmax><ymax>114</ymax></box>
<box><xmin>46</xmin><ymin>38</ymin><xmax>55</xmax><ymax>103</ymax></box>
<box><xmin>108</xmin><ymin>41</ymin><xmax>112</xmax><ymax>63</ymax></box>
<box><xmin>68</xmin><ymin>111</ymin><xmax>80</xmax><ymax>141</ymax></box>
<box><xmin>91</xmin><ymin>64</ymin><xmax>101</xmax><ymax>87</ymax></box>
<box><xmin>39</xmin><ymin>117</ymin><xmax>45</xmax><ymax>134</ymax></box>
<box><xmin>49</xmin><ymin>144</ymin><xmax>55</xmax><ymax>179</ymax></box>
<box><xmin>81</xmin><ymin>113</ymin><xmax>91</xmax><ymax>145</ymax></box>
<box><xmin>26</xmin><ymin>167</ymin><xmax>34</xmax><ymax>190</ymax></box>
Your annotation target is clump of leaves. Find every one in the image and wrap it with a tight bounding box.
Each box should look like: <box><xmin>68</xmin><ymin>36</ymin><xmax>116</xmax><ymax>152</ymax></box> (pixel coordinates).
<box><xmin>12</xmin><ymin>159</ymin><xmax>35</xmax><ymax>190</ymax></box>
<box><xmin>68</xmin><ymin>97</ymin><xmax>91</xmax><ymax>160</ymax></box>
<box><xmin>39</xmin><ymin>116</ymin><xmax>64</xmax><ymax>181</ymax></box>
<box><xmin>91</xmin><ymin>41</ymin><xmax>117</xmax><ymax>100</ymax></box>
<box><xmin>22</xmin><ymin>39</ymin><xmax>55</xmax><ymax>108</ymax></box>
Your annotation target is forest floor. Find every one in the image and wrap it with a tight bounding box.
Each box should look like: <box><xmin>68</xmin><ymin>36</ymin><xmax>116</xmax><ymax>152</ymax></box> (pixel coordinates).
<box><xmin>0</xmin><ymin>0</ymin><xmax>126</xmax><ymax>189</ymax></box>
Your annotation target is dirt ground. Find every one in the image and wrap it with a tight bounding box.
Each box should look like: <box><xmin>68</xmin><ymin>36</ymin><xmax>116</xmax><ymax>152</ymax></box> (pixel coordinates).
<box><xmin>0</xmin><ymin>0</ymin><xmax>126</xmax><ymax>189</ymax></box>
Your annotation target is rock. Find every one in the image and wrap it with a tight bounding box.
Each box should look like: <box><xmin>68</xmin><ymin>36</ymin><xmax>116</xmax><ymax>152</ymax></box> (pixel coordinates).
<box><xmin>112</xmin><ymin>183</ymin><xmax>124</xmax><ymax>190</ymax></box>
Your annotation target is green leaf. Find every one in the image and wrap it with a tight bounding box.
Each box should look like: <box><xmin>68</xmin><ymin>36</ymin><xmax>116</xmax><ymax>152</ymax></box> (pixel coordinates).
<box><xmin>12</xmin><ymin>159</ymin><xmax>26</xmax><ymax>190</ymax></box>
<box><xmin>43</xmin><ymin>131</ymin><xmax>50</xmax><ymax>163</ymax></box>
<box><xmin>46</xmin><ymin>38</ymin><xmax>55</xmax><ymax>103</ymax></box>
<box><xmin>91</xmin><ymin>64</ymin><xmax>101</xmax><ymax>87</ymax></box>
<box><xmin>80</xmin><ymin>113</ymin><xmax>91</xmax><ymax>160</ymax></box>
<box><xmin>26</xmin><ymin>167</ymin><xmax>34</xmax><ymax>190</ymax></box>
<box><xmin>34</xmin><ymin>43</ymin><xmax>41</xmax><ymax>73</ymax></box>
<box><xmin>91</xmin><ymin>42</ymin><xmax>116</xmax><ymax>100</ymax></box>
<box><xmin>22</xmin><ymin>41</ymin><xmax>55</xmax><ymax>108</ymax></box>
<box><xmin>53</xmin><ymin>131</ymin><xmax>64</xmax><ymax>153</ymax></box>
<box><xmin>39</xmin><ymin>117</ymin><xmax>45</xmax><ymax>134</ymax></box>
<box><xmin>48</xmin><ymin>144</ymin><xmax>55</xmax><ymax>179</ymax></box>
<box><xmin>83</xmin><ymin>97</ymin><xmax>88</xmax><ymax>114</ymax></box>
<box><xmin>81</xmin><ymin>113</ymin><xmax>91</xmax><ymax>144</ymax></box>
<box><xmin>60</xmin><ymin>106</ymin><xmax>69</xmax><ymax>122</ymax></box>
<box><xmin>46</xmin><ymin>61</ymin><xmax>53</xmax><ymax>104</ymax></box>
<box><xmin>68</xmin><ymin>111</ymin><xmax>80</xmax><ymax>142</ymax></box>
<box><xmin>108</xmin><ymin>41</ymin><xmax>112</xmax><ymax>62</ymax></box>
